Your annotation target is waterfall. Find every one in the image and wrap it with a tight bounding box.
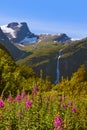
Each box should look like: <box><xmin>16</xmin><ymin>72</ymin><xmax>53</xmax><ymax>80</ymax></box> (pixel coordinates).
<box><xmin>55</xmin><ymin>50</ymin><xmax>62</xmax><ymax>84</ymax></box>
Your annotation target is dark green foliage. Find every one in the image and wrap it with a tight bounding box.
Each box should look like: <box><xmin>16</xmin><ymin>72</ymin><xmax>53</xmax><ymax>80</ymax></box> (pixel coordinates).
<box><xmin>55</xmin><ymin>65</ymin><xmax>87</xmax><ymax>97</ymax></box>
<box><xmin>71</xmin><ymin>65</ymin><xmax>87</xmax><ymax>83</ymax></box>
<box><xmin>0</xmin><ymin>47</ymin><xmax>53</xmax><ymax>97</ymax></box>
<box><xmin>0</xmin><ymin>48</ymin><xmax>35</xmax><ymax>97</ymax></box>
<box><xmin>19</xmin><ymin>65</ymin><xmax>35</xmax><ymax>79</ymax></box>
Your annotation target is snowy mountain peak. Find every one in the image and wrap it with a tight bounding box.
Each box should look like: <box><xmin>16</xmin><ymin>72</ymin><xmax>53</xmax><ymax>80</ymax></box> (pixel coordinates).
<box><xmin>7</xmin><ymin>22</ymin><xmax>19</xmax><ymax>28</ymax></box>
<box><xmin>1</xmin><ymin>24</ymin><xmax>16</xmax><ymax>39</ymax></box>
<box><xmin>1</xmin><ymin>22</ymin><xmax>38</xmax><ymax>44</ymax></box>
<box><xmin>0</xmin><ymin>22</ymin><xmax>72</xmax><ymax>45</ymax></box>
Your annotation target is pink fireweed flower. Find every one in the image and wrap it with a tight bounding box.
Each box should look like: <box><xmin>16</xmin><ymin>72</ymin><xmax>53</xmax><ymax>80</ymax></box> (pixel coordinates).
<box><xmin>63</xmin><ymin>103</ymin><xmax>67</xmax><ymax>109</ymax></box>
<box><xmin>26</xmin><ymin>100</ymin><xmax>32</xmax><ymax>110</ymax></box>
<box><xmin>0</xmin><ymin>100</ymin><xmax>4</xmax><ymax>108</ymax></box>
<box><xmin>33</xmin><ymin>86</ymin><xmax>37</xmax><ymax>95</ymax></box>
<box><xmin>21</xmin><ymin>92</ymin><xmax>26</xmax><ymax>98</ymax></box>
<box><xmin>17</xmin><ymin>112</ymin><xmax>22</xmax><ymax>118</ymax></box>
<box><xmin>68</xmin><ymin>101</ymin><xmax>73</xmax><ymax>106</ymax></box>
<box><xmin>7</xmin><ymin>96</ymin><xmax>12</xmax><ymax>102</ymax></box>
<box><xmin>15</xmin><ymin>95</ymin><xmax>21</xmax><ymax>102</ymax></box>
<box><xmin>60</xmin><ymin>103</ymin><xmax>67</xmax><ymax>109</ymax></box>
<box><xmin>72</xmin><ymin>107</ymin><xmax>77</xmax><ymax>113</ymax></box>
<box><xmin>54</xmin><ymin>128</ymin><xmax>62</xmax><ymax>130</ymax></box>
<box><xmin>54</xmin><ymin>116</ymin><xmax>62</xmax><ymax>128</ymax></box>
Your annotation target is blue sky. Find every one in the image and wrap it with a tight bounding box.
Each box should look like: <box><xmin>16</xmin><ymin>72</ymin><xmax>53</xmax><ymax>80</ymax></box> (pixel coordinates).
<box><xmin>0</xmin><ymin>0</ymin><xmax>87</xmax><ymax>38</ymax></box>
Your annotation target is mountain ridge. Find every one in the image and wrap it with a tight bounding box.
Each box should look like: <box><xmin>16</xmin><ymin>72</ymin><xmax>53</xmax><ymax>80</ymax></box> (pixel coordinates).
<box><xmin>0</xmin><ymin>27</ymin><xmax>28</xmax><ymax>60</ymax></box>
<box><xmin>0</xmin><ymin>22</ymin><xmax>72</xmax><ymax>45</ymax></box>
<box><xmin>1</xmin><ymin>22</ymin><xmax>39</xmax><ymax>44</ymax></box>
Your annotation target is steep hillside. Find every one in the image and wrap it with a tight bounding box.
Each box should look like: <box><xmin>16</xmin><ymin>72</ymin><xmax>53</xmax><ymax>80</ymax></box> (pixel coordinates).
<box><xmin>0</xmin><ymin>28</ymin><xmax>28</xmax><ymax>60</ymax></box>
<box><xmin>0</xmin><ymin>42</ymin><xmax>10</xmax><ymax>54</ymax></box>
<box><xmin>60</xmin><ymin>38</ymin><xmax>87</xmax><ymax>78</ymax></box>
<box><xmin>17</xmin><ymin>39</ymin><xmax>87</xmax><ymax>82</ymax></box>
<box><xmin>16</xmin><ymin>42</ymin><xmax>67</xmax><ymax>82</ymax></box>
<box><xmin>0</xmin><ymin>45</ymin><xmax>36</xmax><ymax>97</ymax></box>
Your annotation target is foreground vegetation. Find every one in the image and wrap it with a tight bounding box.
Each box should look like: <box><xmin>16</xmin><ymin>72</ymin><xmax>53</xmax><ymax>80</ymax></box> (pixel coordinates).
<box><xmin>0</xmin><ymin>71</ymin><xmax>87</xmax><ymax>130</ymax></box>
<box><xmin>0</xmin><ymin>45</ymin><xmax>87</xmax><ymax>129</ymax></box>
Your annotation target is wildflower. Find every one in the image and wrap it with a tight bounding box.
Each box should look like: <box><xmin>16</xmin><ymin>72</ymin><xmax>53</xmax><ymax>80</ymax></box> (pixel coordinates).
<box><xmin>21</xmin><ymin>92</ymin><xmax>26</xmax><ymax>98</ymax></box>
<box><xmin>60</xmin><ymin>103</ymin><xmax>67</xmax><ymax>109</ymax></box>
<box><xmin>0</xmin><ymin>100</ymin><xmax>4</xmax><ymax>108</ymax></box>
<box><xmin>54</xmin><ymin>116</ymin><xmax>62</xmax><ymax>130</ymax></box>
<box><xmin>15</xmin><ymin>95</ymin><xmax>21</xmax><ymax>102</ymax></box>
<box><xmin>54</xmin><ymin>128</ymin><xmax>62</xmax><ymax>130</ymax></box>
<box><xmin>7</xmin><ymin>96</ymin><xmax>12</xmax><ymax>102</ymax></box>
<box><xmin>63</xmin><ymin>103</ymin><xmax>67</xmax><ymax>109</ymax></box>
<box><xmin>33</xmin><ymin>85</ymin><xmax>37</xmax><ymax>95</ymax></box>
<box><xmin>17</xmin><ymin>112</ymin><xmax>22</xmax><ymax>118</ymax></box>
<box><xmin>26</xmin><ymin>100</ymin><xmax>32</xmax><ymax>110</ymax></box>
<box><xmin>72</xmin><ymin>107</ymin><xmax>77</xmax><ymax>113</ymax></box>
<box><xmin>68</xmin><ymin>101</ymin><xmax>73</xmax><ymax>106</ymax></box>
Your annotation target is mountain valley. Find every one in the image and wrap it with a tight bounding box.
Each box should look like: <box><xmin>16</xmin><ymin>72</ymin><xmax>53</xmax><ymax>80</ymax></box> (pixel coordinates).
<box><xmin>0</xmin><ymin>22</ymin><xmax>87</xmax><ymax>82</ymax></box>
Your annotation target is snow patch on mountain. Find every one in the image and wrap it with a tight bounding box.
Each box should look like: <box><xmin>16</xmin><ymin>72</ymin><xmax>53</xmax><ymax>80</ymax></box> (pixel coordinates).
<box><xmin>17</xmin><ymin>23</ymin><xmax>22</xmax><ymax>28</ymax></box>
<box><xmin>19</xmin><ymin>37</ymin><xmax>38</xmax><ymax>44</ymax></box>
<box><xmin>18</xmin><ymin>44</ymin><xmax>25</xmax><ymax>47</ymax></box>
<box><xmin>1</xmin><ymin>25</ymin><xmax>16</xmax><ymax>38</ymax></box>
<box><xmin>71</xmin><ymin>38</ymin><xmax>80</xmax><ymax>41</ymax></box>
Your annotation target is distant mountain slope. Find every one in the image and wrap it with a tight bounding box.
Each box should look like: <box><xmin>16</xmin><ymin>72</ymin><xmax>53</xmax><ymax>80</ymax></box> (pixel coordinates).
<box><xmin>17</xmin><ymin>38</ymin><xmax>87</xmax><ymax>82</ymax></box>
<box><xmin>1</xmin><ymin>22</ymin><xmax>72</xmax><ymax>45</ymax></box>
<box><xmin>0</xmin><ymin>28</ymin><xmax>27</xmax><ymax>60</ymax></box>
<box><xmin>60</xmin><ymin>38</ymin><xmax>87</xmax><ymax>78</ymax></box>
<box><xmin>1</xmin><ymin>22</ymin><xmax>38</xmax><ymax>44</ymax></box>
<box><xmin>38</xmin><ymin>33</ymin><xmax>71</xmax><ymax>43</ymax></box>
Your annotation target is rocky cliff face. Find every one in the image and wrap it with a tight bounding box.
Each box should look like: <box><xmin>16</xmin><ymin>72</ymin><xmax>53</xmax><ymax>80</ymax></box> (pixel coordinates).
<box><xmin>54</xmin><ymin>33</ymin><xmax>71</xmax><ymax>43</ymax></box>
<box><xmin>60</xmin><ymin>48</ymin><xmax>87</xmax><ymax>79</ymax></box>
<box><xmin>38</xmin><ymin>33</ymin><xmax>71</xmax><ymax>43</ymax></box>
<box><xmin>1</xmin><ymin>22</ymin><xmax>72</xmax><ymax>44</ymax></box>
<box><xmin>0</xmin><ymin>28</ymin><xmax>10</xmax><ymax>43</ymax></box>
<box><xmin>30</xmin><ymin>47</ymin><xmax>87</xmax><ymax>83</ymax></box>
<box><xmin>0</xmin><ymin>28</ymin><xmax>27</xmax><ymax>60</ymax></box>
<box><xmin>1</xmin><ymin>22</ymin><xmax>38</xmax><ymax>44</ymax></box>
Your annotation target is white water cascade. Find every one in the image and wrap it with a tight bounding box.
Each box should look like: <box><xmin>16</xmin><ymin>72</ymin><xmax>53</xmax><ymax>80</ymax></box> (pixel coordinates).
<box><xmin>55</xmin><ymin>50</ymin><xmax>62</xmax><ymax>84</ymax></box>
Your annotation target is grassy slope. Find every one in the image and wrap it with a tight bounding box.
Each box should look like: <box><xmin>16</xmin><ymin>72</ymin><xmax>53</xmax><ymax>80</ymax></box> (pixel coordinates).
<box><xmin>17</xmin><ymin>39</ymin><xmax>87</xmax><ymax>82</ymax></box>
<box><xmin>17</xmin><ymin>42</ymin><xmax>67</xmax><ymax>66</ymax></box>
